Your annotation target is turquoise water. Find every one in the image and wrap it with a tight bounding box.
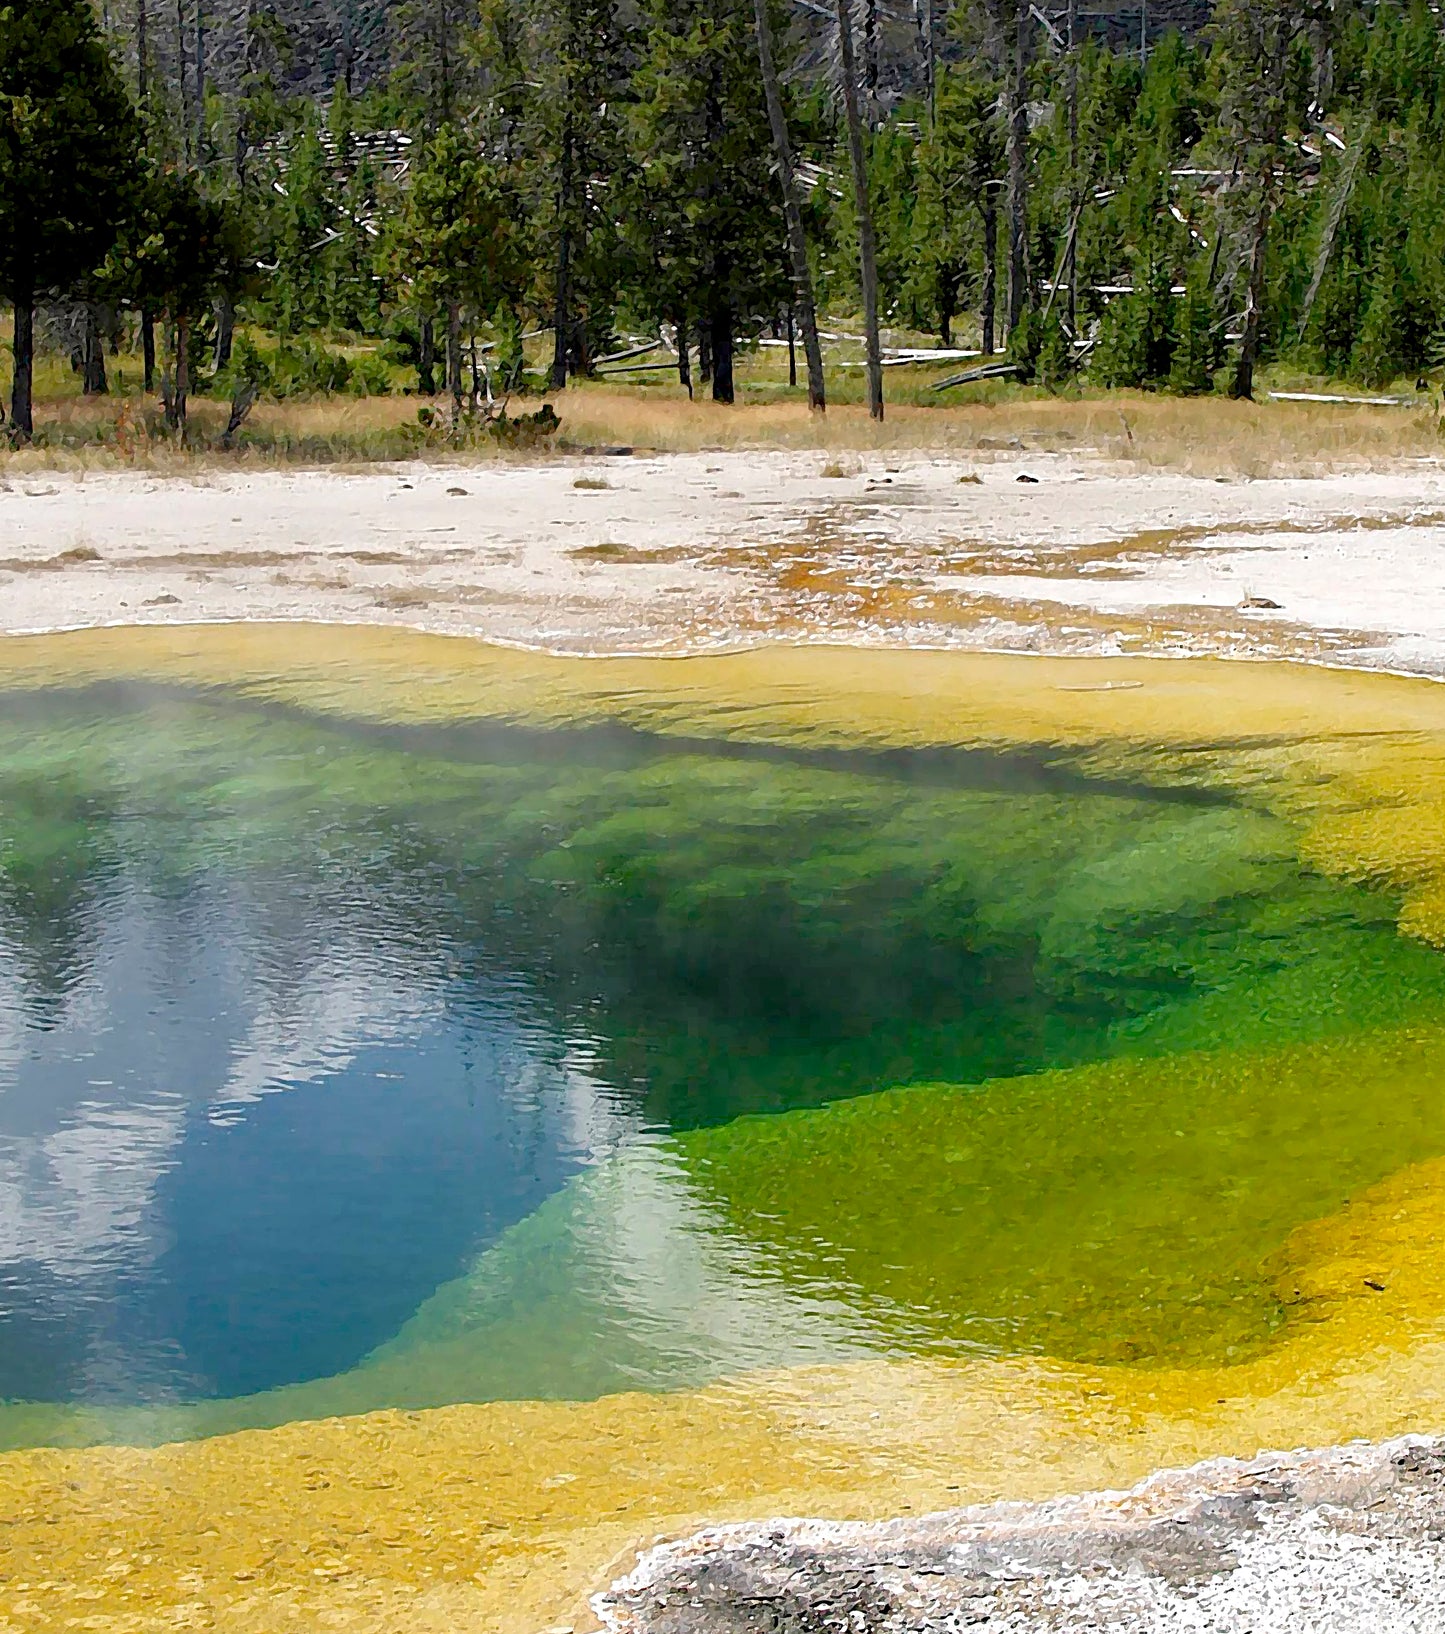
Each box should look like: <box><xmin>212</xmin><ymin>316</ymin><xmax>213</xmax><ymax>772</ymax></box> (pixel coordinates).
<box><xmin>4</xmin><ymin>678</ymin><xmax>1445</xmax><ymax>1432</ymax></box>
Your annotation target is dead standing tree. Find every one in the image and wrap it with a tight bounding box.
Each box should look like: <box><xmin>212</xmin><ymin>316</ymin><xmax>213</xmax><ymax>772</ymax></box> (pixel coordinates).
<box><xmin>752</xmin><ymin>0</ymin><xmax>826</xmax><ymax>411</ymax></box>
<box><xmin>978</xmin><ymin>0</ymin><xmax>1032</xmax><ymax>342</ymax></box>
<box><xmin>1216</xmin><ymin>0</ymin><xmax>1305</xmax><ymax>399</ymax></box>
<box><xmin>834</xmin><ymin>0</ymin><xmax>884</xmax><ymax>419</ymax></box>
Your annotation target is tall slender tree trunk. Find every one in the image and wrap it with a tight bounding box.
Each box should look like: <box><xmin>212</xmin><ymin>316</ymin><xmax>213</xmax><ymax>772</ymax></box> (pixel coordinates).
<box><xmin>1297</xmin><ymin>131</ymin><xmax>1365</xmax><ymax>343</ymax></box>
<box><xmin>981</xmin><ymin>192</ymin><xmax>998</xmax><ymax>355</ymax></box>
<box><xmin>1230</xmin><ymin>186</ymin><xmax>1271</xmax><ymax>401</ymax></box>
<box><xmin>137</xmin><ymin>0</ymin><xmax>148</xmax><ymax>103</ymax></box>
<box><xmin>176</xmin><ymin>314</ymin><xmax>190</xmax><ymax>432</ymax></box>
<box><xmin>9</xmin><ymin>299</ymin><xmax>34</xmax><ymax>442</ymax></box>
<box><xmin>418</xmin><ymin>316</ymin><xmax>436</xmax><ymax>394</ymax></box>
<box><xmin>1004</xmin><ymin>0</ymin><xmax>1032</xmax><ymax>336</ymax></box>
<box><xmin>195</xmin><ymin>0</ymin><xmax>206</xmax><ymax>159</ymax></box>
<box><xmin>214</xmin><ymin>292</ymin><xmax>235</xmax><ymax>370</ymax></box>
<box><xmin>677</xmin><ymin>317</ymin><xmax>693</xmax><ymax>397</ymax></box>
<box><xmin>83</xmin><ymin>305</ymin><xmax>109</xmax><ymax>395</ymax></box>
<box><xmin>1310</xmin><ymin>0</ymin><xmax>1335</xmax><ymax>115</ymax></box>
<box><xmin>699</xmin><ymin>326</ymin><xmax>712</xmax><ymax>385</ymax></box>
<box><xmin>551</xmin><ymin>230</ymin><xmax>572</xmax><ymax>390</ymax></box>
<box><xmin>710</xmin><ymin>304</ymin><xmax>735</xmax><ymax>404</ymax></box>
<box><xmin>339</xmin><ymin>1</ymin><xmax>354</xmax><ymax>94</ymax></box>
<box><xmin>753</xmin><ymin>0</ymin><xmax>827</xmax><ymax>411</ymax></box>
<box><xmin>141</xmin><ymin>311</ymin><xmax>156</xmax><ymax>391</ymax></box>
<box><xmin>916</xmin><ymin>0</ymin><xmax>936</xmax><ymax>117</ymax></box>
<box><xmin>551</xmin><ymin>112</ymin><xmax>576</xmax><ymax>391</ymax></box>
<box><xmin>787</xmin><ymin>306</ymin><xmax>798</xmax><ymax>386</ymax></box>
<box><xmin>447</xmin><ymin>301</ymin><xmax>464</xmax><ymax>412</ymax></box>
<box><xmin>835</xmin><ymin>0</ymin><xmax>884</xmax><ymax>420</ymax></box>
<box><xmin>175</xmin><ymin>0</ymin><xmax>191</xmax><ymax>163</ymax></box>
<box><xmin>1066</xmin><ymin>0</ymin><xmax>1079</xmax><ymax>333</ymax></box>
<box><xmin>862</xmin><ymin>0</ymin><xmax>879</xmax><ymax>110</ymax></box>
<box><xmin>165</xmin><ymin>315</ymin><xmax>190</xmax><ymax>432</ymax></box>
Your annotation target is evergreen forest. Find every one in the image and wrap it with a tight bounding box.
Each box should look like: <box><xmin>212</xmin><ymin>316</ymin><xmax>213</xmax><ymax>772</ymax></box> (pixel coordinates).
<box><xmin>3</xmin><ymin>0</ymin><xmax>1444</xmax><ymax>444</ymax></box>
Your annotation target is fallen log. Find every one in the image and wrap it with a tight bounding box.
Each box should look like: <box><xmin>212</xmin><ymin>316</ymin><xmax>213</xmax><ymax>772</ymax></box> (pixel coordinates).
<box><xmin>1268</xmin><ymin>390</ymin><xmax>1412</xmax><ymax>406</ymax></box>
<box><xmin>593</xmin><ymin>339</ymin><xmax>663</xmax><ymax>367</ymax></box>
<box><xmin>594</xmin><ymin>360</ymin><xmax>684</xmax><ymax>376</ymax></box>
<box><xmin>932</xmin><ymin>362</ymin><xmax>1022</xmax><ymax>390</ymax></box>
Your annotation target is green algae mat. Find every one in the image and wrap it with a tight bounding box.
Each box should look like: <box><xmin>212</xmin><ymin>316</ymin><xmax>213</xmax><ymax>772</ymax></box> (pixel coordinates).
<box><xmin>4</xmin><ymin>625</ymin><xmax>1445</xmax><ymax>1454</ymax></box>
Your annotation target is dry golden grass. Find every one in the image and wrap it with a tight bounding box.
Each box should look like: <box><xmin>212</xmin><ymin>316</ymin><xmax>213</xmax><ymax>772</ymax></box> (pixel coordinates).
<box><xmin>549</xmin><ymin>383</ymin><xmax>1445</xmax><ymax>477</ymax></box>
<box><xmin>3</xmin><ymin>367</ymin><xmax>1441</xmax><ymax>477</ymax></box>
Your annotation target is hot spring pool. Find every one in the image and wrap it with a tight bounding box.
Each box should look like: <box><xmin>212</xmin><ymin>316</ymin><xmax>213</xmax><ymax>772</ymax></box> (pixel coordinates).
<box><xmin>5</xmin><ymin>630</ymin><xmax>1445</xmax><ymax>1455</ymax></box>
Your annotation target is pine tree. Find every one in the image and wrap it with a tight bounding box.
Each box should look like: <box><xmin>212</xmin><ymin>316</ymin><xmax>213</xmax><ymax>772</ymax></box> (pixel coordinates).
<box><xmin>912</xmin><ymin>66</ymin><xmax>1005</xmax><ymax>349</ymax></box>
<box><xmin>1168</xmin><ymin>265</ymin><xmax>1218</xmax><ymax>395</ymax></box>
<box><xmin>108</xmin><ymin>164</ymin><xmax>239</xmax><ymax>432</ymax></box>
<box><xmin>383</xmin><ymin>123</ymin><xmax>529</xmax><ymax>408</ymax></box>
<box><xmin>483</xmin><ymin>0</ymin><xmax>631</xmax><ymax>388</ymax></box>
<box><xmin>627</xmin><ymin>0</ymin><xmax>789</xmax><ymax>404</ymax></box>
<box><xmin>0</xmin><ymin>0</ymin><xmax>141</xmax><ymax>439</ymax></box>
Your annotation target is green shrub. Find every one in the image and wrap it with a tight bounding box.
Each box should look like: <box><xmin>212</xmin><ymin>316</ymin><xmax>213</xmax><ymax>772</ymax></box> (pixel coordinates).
<box><xmin>1091</xmin><ymin>259</ymin><xmax>1176</xmax><ymax>389</ymax></box>
<box><xmin>1035</xmin><ymin>310</ymin><xmax>1077</xmax><ymax>393</ymax></box>
<box><xmin>1007</xmin><ymin>306</ymin><xmax>1043</xmax><ymax>383</ymax></box>
<box><xmin>214</xmin><ymin>333</ymin><xmax>395</xmax><ymax>400</ymax></box>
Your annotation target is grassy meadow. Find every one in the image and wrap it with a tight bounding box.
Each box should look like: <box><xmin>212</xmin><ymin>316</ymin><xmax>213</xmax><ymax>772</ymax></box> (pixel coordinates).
<box><xmin>3</xmin><ymin>318</ymin><xmax>1443</xmax><ymax>477</ymax></box>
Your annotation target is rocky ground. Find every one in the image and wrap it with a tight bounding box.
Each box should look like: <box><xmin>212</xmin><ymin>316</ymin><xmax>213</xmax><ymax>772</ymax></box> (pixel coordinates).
<box><xmin>596</xmin><ymin>1439</ymin><xmax>1445</xmax><ymax>1633</ymax></box>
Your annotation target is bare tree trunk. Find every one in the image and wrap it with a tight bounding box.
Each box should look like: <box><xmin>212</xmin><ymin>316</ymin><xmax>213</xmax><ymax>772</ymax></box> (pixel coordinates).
<box><xmin>753</xmin><ymin>0</ymin><xmax>827</xmax><ymax>411</ymax></box>
<box><xmin>9</xmin><ymin>299</ymin><xmax>34</xmax><ymax>442</ymax></box>
<box><xmin>418</xmin><ymin>316</ymin><xmax>436</xmax><ymax>395</ymax></box>
<box><xmin>176</xmin><ymin>314</ymin><xmax>190</xmax><ymax>431</ymax></box>
<box><xmin>141</xmin><ymin>311</ymin><xmax>156</xmax><ymax>391</ymax></box>
<box><xmin>699</xmin><ymin>326</ymin><xmax>712</xmax><ymax>385</ymax></box>
<box><xmin>469</xmin><ymin>332</ymin><xmax>484</xmax><ymax>405</ymax></box>
<box><xmin>137</xmin><ymin>0</ymin><xmax>148</xmax><ymax>104</ymax></box>
<box><xmin>195</xmin><ymin>0</ymin><xmax>206</xmax><ymax>159</ymax></box>
<box><xmin>165</xmin><ymin>315</ymin><xmax>190</xmax><ymax>431</ymax></box>
<box><xmin>710</xmin><ymin>304</ymin><xmax>735</xmax><ymax>404</ymax></box>
<box><xmin>1309</xmin><ymin>0</ymin><xmax>1334</xmax><ymax>115</ymax></box>
<box><xmin>677</xmin><ymin>317</ymin><xmax>693</xmax><ymax>397</ymax></box>
<box><xmin>1231</xmin><ymin>188</ymin><xmax>1271</xmax><ymax>401</ymax></box>
<box><xmin>338</xmin><ymin>0</ymin><xmax>355</xmax><ymax>95</ymax></box>
<box><xmin>551</xmin><ymin>237</ymin><xmax>572</xmax><ymax>389</ymax></box>
<box><xmin>83</xmin><ymin>305</ymin><xmax>109</xmax><ymax>395</ymax></box>
<box><xmin>981</xmin><ymin>192</ymin><xmax>998</xmax><ymax>355</ymax></box>
<box><xmin>175</xmin><ymin>0</ymin><xmax>191</xmax><ymax>163</ymax></box>
<box><xmin>1066</xmin><ymin>0</ymin><xmax>1079</xmax><ymax>334</ymax></box>
<box><xmin>214</xmin><ymin>292</ymin><xmax>235</xmax><ymax>370</ymax></box>
<box><xmin>862</xmin><ymin>0</ymin><xmax>879</xmax><ymax>111</ymax></box>
<box><xmin>1004</xmin><ymin>0</ymin><xmax>1032</xmax><ymax>336</ymax></box>
<box><xmin>1297</xmin><ymin>131</ymin><xmax>1364</xmax><ymax>342</ymax></box>
<box><xmin>551</xmin><ymin>113</ymin><xmax>575</xmax><ymax>391</ymax></box>
<box><xmin>835</xmin><ymin>0</ymin><xmax>884</xmax><ymax>420</ymax></box>
<box><xmin>916</xmin><ymin>0</ymin><xmax>936</xmax><ymax>117</ymax></box>
<box><xmin>447</xmin><ymin>301</ymin><xmax>464</xmax><ymax>412</ymax></box>
<box><xmin>787</xmin><ymin>306</ymin><xmax>798</xmax><ymax>386</ymax></box>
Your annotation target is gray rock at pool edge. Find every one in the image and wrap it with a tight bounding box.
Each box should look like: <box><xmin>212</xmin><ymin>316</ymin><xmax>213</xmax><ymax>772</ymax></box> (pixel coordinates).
<box><xmin>594</xmin><ymin>1437</ymin><xmax>1445</xmax><ymax>1633</ymax></box>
